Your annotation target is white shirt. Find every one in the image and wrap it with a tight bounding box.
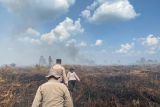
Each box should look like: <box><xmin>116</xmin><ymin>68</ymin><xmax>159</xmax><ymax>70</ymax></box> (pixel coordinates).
<box><xmin>67</xmin><ymin>72</ymin><xmax>80</xmax><ymax>81</ymax></box>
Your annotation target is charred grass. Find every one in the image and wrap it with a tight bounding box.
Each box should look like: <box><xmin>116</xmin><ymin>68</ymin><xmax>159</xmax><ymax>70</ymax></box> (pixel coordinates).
<box><xmin>0</xmin><ymin>65</ymin><xmax>160</xmax><ymax>107</ymax></box>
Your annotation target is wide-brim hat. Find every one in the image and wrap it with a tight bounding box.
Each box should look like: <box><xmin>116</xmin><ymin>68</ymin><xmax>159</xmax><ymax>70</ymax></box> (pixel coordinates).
<box><xmin>45</xmin><ymin>71</ymin><xmax>61</xmax><ymax>78</ymax></box>
<box><xmin>46</xmin><ymin>64</ymin><xmax>63</xmax><ymax>78</ymax></box>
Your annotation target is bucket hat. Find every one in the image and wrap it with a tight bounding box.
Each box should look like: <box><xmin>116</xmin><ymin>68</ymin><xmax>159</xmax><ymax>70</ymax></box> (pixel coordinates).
<box><xmin>46</xmin><ymin>64</ymin><xmax>63</xmax><ymax>78</ymax></box>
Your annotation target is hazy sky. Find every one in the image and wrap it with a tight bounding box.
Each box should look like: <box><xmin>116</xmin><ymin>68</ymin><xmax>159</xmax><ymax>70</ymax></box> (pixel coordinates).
<box><xmin>0</xmin><ymin>0</ymin><xmax>160</xmax><ymax>66</ymax></box>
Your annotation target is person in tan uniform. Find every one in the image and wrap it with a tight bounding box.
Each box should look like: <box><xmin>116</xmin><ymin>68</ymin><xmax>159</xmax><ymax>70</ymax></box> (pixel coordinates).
<box><xmin>49</xmin><ymin>59</ymin><xmax>68</xmax><ymax>86</ymax></box>
<box><xmin>32</xmin><ymin>62</ymin><xmax>73</xmax><ymax>107</ymax></box>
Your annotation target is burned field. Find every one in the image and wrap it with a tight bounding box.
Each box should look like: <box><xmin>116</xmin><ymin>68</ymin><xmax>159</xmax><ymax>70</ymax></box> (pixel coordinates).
<box><xmin>0</xmin><ymin>65</ymin><xmax>160</xmax><ymax>107</ymax></box>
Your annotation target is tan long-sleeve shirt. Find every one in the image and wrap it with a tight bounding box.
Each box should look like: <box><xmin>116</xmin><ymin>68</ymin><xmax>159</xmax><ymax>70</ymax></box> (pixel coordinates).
<box><xmin>32</xmin><ymin>79</ymin><xmax>73</xmax><ymax>107</ymax></box>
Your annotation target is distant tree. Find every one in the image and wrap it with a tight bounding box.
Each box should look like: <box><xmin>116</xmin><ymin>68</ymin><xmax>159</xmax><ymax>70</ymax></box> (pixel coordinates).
<box><xmin>147</xmin><ymin>59</ymin><xmax>153</xmax><ymax>64</ymax></box>
<box><xmin>140</xmin><ymin>57</ymin><xmax>146</xmax><ymax>64</ymax></box>
<box><xmin>118</xmin><ymin>60</ymin><xmax>121</xmax><ymax>65</ymax></box>
<box><xmin>39</xmin><ymin>56</ymin><xmax>46</xmax><ymax>66</ymax></box>
<box><xmin>10</xmin><ymin>63</ymin><xmax>16</xmax><ymax>67</ymax></box>
<box><xmin>154</xmin><ymin>59</ymin><xmax>158</xmax><ymax>64</ymax></box>
<box><xmin>48</xmin><ymin>56</ymin><xmax>53</xmax><ymax>66</ymax></box>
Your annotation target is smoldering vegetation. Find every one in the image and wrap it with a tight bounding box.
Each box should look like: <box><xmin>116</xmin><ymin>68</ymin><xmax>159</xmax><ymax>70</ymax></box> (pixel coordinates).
<box><xmin>0</xmin><ymin>65</ymin><xmax>160</xmax><ymax>107</ymax></box>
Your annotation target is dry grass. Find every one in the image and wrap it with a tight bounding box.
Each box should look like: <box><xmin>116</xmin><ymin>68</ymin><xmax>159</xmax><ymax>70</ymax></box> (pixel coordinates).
<box><xmin>0</xmin><ymin>65</ymin><xmax>160</xmax><ymax>107</ymax></box>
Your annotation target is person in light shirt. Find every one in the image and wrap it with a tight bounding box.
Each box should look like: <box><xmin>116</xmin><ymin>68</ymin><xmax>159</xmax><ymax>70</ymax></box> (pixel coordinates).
<box><xmin>67</xmin><ymin>68</ymin><xmax>80</xmax><ymax>92</ymax></box>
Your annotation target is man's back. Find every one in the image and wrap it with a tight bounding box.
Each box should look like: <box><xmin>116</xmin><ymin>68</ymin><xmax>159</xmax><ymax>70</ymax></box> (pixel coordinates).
<box><xmin>32</xmin><ymin>79</ymin><xmax>73</xmax><ymax>107</ymax></box>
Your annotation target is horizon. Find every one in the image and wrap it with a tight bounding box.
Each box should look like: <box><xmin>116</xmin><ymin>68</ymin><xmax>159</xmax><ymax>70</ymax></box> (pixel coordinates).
<box><xmin>1</xmin><ymin>57</ymin><xmax>160</xmax><ymax>67</ymax></box>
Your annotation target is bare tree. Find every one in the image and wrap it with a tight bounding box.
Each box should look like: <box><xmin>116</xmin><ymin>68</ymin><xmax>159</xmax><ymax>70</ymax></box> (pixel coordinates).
<box><xmin>48</xmin><ymin>56</ymin><xmax>53</xmax><ymax>67</ymax></box>
<box><xmin>39</xmin><ymin>56</ymin><xmax>46</xmax><ymax>66</ymax></box>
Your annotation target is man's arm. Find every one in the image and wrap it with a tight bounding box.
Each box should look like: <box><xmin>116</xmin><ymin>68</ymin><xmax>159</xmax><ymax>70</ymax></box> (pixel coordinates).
<box><xmin>62</xmin><ymin>67</ymin><xmax>68</xmax><ymax>85</ymax></box>
<box><xmin>74</xmin><ymin>72</ymin><xmax>80</xmax><ymax>81</ymax></box>
<box><xmin>67</xmin><ymin>72</ymin><xmax>70</xmax><ymax>80</ymax></box>
<box><xmin>63</xmin><ymin>86</ymin><xmax>73</xmax><ymax>107</ymax></box>
<box><xmin>32</xmin><ymin>86</ymin><xmax>42</xmax><ymax>107</ymax></box>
